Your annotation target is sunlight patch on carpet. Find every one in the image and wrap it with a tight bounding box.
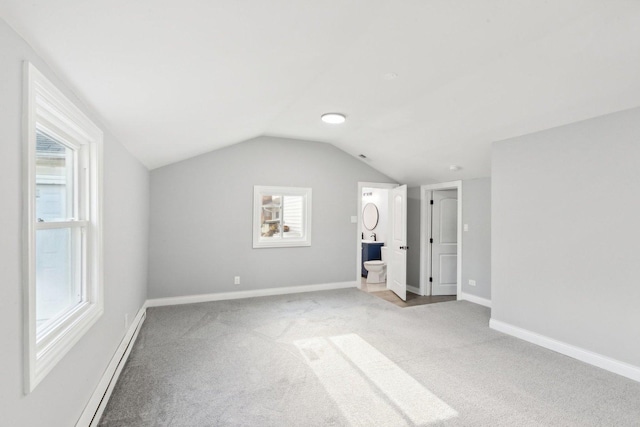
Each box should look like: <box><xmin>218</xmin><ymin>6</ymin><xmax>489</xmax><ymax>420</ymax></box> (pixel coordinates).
<box><xmin>295</xmin><ymin>334</ymin><xmax>458</xmax><ymax>426</ymax></box>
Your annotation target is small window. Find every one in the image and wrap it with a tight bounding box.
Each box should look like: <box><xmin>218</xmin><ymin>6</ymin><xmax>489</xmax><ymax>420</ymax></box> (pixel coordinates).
<box><xmin>253</xmin><ymin>186</ymin><xmax>312</xmax><ymax>248</ymax></box>
<box><xmin>24</xmin><ymin>63</ymin><xmax>103</xmax><ymax>392</ymax></box>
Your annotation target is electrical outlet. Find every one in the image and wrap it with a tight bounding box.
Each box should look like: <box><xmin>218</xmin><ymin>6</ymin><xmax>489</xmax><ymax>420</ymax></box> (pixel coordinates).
<box><xmin>468</xmin><ymin>279</ymin><xmax>476</xmax><ymax>286</ymax></box>
<box><xmin>463</xmin><ymin>224</ymin><xmax>469</xmax><ymax>232</ymax></box>
<box><xmin>124</xmin><ymin>313</ymin><xmax>129</xmax><ymax>329</ymax></box>
<box><xmin>234</xmin><ymin>276</ymin><xmax>240</xmax><ymax>285</ymax></box>
<box><xmin>350</xmin><ymin>216</ymin><xmax>357</xmax><ymax>223</ymax></box>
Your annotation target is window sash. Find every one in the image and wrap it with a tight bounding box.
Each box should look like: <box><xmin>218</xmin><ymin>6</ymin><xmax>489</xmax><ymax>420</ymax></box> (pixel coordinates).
<box><xmin>282</xmin><ymin>195</ymin><xmax>305</xmax><ymax>238</ymax></box>
<box><xmin>33</xmin><ymin>114</ymin><xmax>92</xmax><ymax>342</ymax></box>
<box><xmin>34</xmin><ymin>221</ymin><xmax>88</xmax><ymax>339</ymax></box>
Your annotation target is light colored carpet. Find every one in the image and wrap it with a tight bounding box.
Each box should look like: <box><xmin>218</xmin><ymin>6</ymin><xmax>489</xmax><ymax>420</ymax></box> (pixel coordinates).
<box><xmin>100</xmin><ymin>289</ymin><xmax>640</xmax><ymax>426</ymax></box>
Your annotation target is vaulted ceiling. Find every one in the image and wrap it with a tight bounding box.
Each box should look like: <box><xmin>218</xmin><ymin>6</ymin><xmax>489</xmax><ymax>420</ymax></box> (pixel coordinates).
<box><xmin>2</xmin><ymin>0</ymin><xmax>640</xmax><ymax>185</ymax></box>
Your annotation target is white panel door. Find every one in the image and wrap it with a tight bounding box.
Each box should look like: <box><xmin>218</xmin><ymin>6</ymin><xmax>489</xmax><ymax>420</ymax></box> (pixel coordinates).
<box><xmin>431</xmin><ymin>190</ymin><xmax>458</xmax><ymax>296</ymax></box>
<box><xmin>388</xmin><ymin>185</ymin><xmax>407</xmax><ymax>301</ymax></box>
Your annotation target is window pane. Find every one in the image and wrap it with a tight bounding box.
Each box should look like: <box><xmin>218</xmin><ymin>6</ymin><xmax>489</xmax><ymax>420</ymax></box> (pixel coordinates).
<box><xmin>283</xmin><ymin>196</ymin><xmax>304</xmax><ymax>238</ymax></box>
<box><xmin>261</xmin><ymin>195</ymin><xmax>282</xmax><ymax>238</ymax></box>
<box><xmin>36</xmin><ymin>227</ymin><xmax>82</xmax><ymax>334</ymax></box>
<box><xmin>36</xmin><ymin>130</ymin><xmax>74</xmax><ymax>222</ymax></box>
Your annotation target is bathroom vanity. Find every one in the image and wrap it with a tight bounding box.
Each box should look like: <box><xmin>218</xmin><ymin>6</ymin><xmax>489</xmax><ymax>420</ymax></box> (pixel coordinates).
<box><xmin>362</xmin><ymin>241</ymin><xmax>384</xmax><ymax>277</ymax></box>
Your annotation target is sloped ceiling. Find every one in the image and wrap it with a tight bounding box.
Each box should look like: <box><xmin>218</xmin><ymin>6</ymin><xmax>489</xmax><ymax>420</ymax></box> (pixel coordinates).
<box><xmin>2</xmin><ymin>0</ymin><xmax>640</xmax><ymax>185</ymax></box>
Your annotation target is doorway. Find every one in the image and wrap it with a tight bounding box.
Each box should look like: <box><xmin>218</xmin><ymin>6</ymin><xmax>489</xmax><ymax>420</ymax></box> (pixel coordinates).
<box><xmin>420</xmin><ymin>181</ymin><xmax>462</xmax><ymax>297</ymax></box>
<box><xmin>356</xmin><ymin>182</ymin><xmax>397</xmax><ymax>292</ymax></box>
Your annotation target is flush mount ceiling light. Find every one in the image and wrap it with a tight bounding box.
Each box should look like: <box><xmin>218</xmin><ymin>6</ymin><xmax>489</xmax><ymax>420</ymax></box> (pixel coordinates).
<box><xmin>321</xmin><ymin>113</ymin><xmax>346</xmax><ymax>124</ymax></box>
<box><xmin>449</xmin><ymin>165</ymin><xmax>462</xmax><ymax>171</ymax></box>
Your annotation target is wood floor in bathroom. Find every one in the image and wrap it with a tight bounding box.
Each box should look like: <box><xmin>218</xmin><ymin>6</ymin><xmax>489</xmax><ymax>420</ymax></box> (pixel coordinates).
<box><xmin>360</xmin><ymin>277</ymin><xmax>456</xmax><ymax>308</ymax></box>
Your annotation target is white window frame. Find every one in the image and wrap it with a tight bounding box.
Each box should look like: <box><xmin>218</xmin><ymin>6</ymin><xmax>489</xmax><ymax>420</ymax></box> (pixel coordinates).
<box><xmin>253</xmin><ymin>186</ymin><xmax>312</xmax><ymax>248</ymax></box>
<box><xmin>23</xmin><ymin>62</ymin><xmax>104</xmax><ymax>393</ymax></box>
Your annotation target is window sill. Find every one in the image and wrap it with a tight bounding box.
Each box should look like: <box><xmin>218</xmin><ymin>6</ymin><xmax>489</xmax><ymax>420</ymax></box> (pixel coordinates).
<box><xmin>27</xmin><ymin>301</ymin><xmax>103</xmax><ymax>393</ymax></box>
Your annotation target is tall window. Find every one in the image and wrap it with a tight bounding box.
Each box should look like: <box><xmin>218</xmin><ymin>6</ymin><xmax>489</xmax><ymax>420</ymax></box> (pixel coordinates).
<box><xmin>24</xmin><ymin>63</ymin><xmax>103</xmax><ymax>392</ymax></box>
<box><xmin>253</xmin><ymin>186</ymin><xmax>312</xmax><ymax>248</ymax></box>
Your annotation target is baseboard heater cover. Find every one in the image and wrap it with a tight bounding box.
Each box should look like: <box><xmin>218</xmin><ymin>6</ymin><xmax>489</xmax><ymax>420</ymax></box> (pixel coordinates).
<box><xmin>76</xmin><ymin>307</ymin><xmax>146</xmax><ymax>427</ymax></box>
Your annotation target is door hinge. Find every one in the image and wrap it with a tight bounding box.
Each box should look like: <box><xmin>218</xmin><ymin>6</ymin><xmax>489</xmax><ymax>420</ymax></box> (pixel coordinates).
<box><xmin>430</xmin><ymin>200</ymin><xmax>434</xmax><ymax>205</ymax></box>
<box><xmin>399</xmin><ymin>246</ymin><xmax>410</xmax><ymax>250</ymax></box>
<box><xmin>429</xmin><ymin>277</ymin><xmax>433</xmax><ymax>282</ymax></box>
<box><xmin>429</xmin><ymin>238</ymin><xmax>433</xmax><ymax>244</ymax></box>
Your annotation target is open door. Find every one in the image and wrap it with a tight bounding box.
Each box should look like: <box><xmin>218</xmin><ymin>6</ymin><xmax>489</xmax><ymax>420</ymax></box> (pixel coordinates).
<box><xmin>388</xmin><ymin>185</ymin><xmax>407</xmax><ymax>301</ymax></box>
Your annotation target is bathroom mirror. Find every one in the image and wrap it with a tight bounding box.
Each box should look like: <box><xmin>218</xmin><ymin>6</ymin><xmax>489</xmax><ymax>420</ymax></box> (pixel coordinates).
<box><xmin>363</xmin><ymin>203</ymin><xmax>379</xmax><ymax>230</ymax></box>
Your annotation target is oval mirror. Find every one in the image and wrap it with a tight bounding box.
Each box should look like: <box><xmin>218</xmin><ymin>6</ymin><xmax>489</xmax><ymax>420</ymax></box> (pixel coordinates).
<box><xmin>363</xmin><ymin>203</ymin><xmax>379</xmax><ymax>230</ymax></box>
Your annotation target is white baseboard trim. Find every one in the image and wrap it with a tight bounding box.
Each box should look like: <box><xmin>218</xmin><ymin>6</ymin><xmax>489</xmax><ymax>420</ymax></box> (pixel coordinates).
<box><xmin>146</xmin><ymin>281</ymin><xmax>358</xmax><ymax>308</ymax></box>
<box><xmin>76</xmin><ymin>307</ymin><xmax>147</xmax><ymax>427</ymax></box>
<box><xmin>490</xmin><ymin>318</ymin><xmax>640</xmax><ymax>383</ymax></box>
<box><xmin>459</xmin><ymin>291</ymin><xmax>492</xmax><ymax>308</ymax></box>
<box><xmin>406</xmin><ymin>285</ymin><xmax>421</xmax><ymax>295</ymax></box>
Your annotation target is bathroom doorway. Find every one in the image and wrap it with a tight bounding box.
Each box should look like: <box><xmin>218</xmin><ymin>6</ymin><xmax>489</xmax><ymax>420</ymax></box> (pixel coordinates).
<box><xmin>356</xmin><ymin>182</ymin><xmax>397</xmax><ymax>291</ymax></box>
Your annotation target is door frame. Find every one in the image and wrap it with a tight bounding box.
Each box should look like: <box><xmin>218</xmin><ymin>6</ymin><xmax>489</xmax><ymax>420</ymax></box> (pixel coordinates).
<box><xmin>420</xmin><ymin>181</ymin><xmax>463</xmax><ymax>297</ymax></box>
<box><xmin>356</xmin><ymin>182</ymin><xmax>398</xmax><ymax>289</ymax></box>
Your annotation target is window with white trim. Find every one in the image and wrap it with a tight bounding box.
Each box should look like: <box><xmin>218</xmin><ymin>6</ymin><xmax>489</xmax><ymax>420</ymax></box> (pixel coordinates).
<box><xmin>24</xmin><ymin>63</ymin><xmax>103</xmax><ymax>392</ymax></box>
<box><xmin>253</xmin><ymin>186</ymin><xmax>312</xmax><ymax>248</ymax></box>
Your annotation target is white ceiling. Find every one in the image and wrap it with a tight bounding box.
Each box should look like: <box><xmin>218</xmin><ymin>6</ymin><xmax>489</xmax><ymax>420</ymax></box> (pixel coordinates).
<box><xmin>2</xmin><ymin>0</ymin><xmax>640</xmax><ymax>185</ymax></box>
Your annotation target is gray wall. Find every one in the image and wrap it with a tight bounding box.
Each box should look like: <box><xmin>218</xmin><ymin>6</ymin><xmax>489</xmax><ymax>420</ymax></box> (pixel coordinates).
<box><xmin>492</xmin><ymin>107</ymin><xmax>640</xmax><ymax>367</ymax></box>
<box><xmin>461</xmin><ymin>178</ymin><xmax>491</xmax><ymax>299</ymax></box>
<box><xmin>148</xmin><ymin>136</ymin><xmax>393</xmax><ymax>298</ymax></box>
<box><xmin>0</xmin><ymin>20</ymin><xmax>150</xmax><ymax>426</ymax></box>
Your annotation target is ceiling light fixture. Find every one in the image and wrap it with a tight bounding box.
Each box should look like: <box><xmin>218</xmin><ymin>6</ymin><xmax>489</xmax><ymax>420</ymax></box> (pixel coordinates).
<box><xmin>449</xmin><ymin>165</ymin><xmax>462</xmax><ymax>171</ymax></box>
<box><xmin>383</xmin><ymin>72</ymin><xmax>399</xmax><ymax>80</ymax></box>
<box><xmin>321</xmin><ymin>113</ymin><xmax>346</xmax><ymax>124</ymax></box>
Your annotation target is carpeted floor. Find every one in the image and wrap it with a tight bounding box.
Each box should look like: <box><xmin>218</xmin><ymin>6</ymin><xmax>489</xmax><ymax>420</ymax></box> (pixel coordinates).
<box><xmin>100</xmin><ymin>289</ymin><xmax>640</xmax><ymax>426</ymax></box>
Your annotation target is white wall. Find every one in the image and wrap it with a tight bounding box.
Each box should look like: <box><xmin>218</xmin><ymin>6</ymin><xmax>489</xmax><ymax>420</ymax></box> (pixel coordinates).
<box><xmin>148</xmin><ymin>136</ymin><xmax>393</xmax><ymax>299</ymax></box>
<box><xmin>0</xmin><ymin>19</ymin><xmax>149</xmax><ymax>426</ymax></box>
<box><xmin>461</xmin><ymin>178</ymin><xmax>491</xmax><ymax>299</ymax></box>
<box><xmin>361</xmin><ymin>187</ymin><xmax>388</xmax><ymax>243</ymax></box>
<box><xmin>492</xmin><ymin>107</ymin><xmax>640</xmax><ymax>368</ymax></box>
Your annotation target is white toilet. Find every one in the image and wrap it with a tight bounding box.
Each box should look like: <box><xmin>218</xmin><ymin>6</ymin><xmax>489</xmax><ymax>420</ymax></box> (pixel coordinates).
<box><xmin>364</xmin><ymin>246</ymin><xmax>387</xmax><ymax>284</ymax></box>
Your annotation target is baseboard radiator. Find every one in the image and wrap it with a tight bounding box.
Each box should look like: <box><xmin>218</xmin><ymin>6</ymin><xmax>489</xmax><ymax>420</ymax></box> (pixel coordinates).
<box><xmin>76</xmin><ymin>308</ymin><xmax>147</xmax><ymax>427</ymax></box>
